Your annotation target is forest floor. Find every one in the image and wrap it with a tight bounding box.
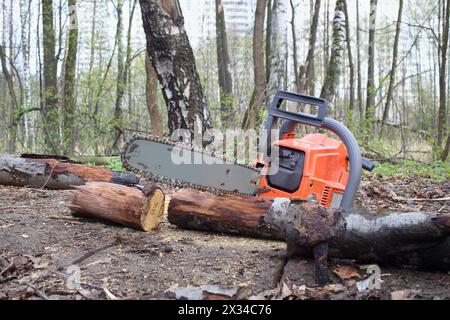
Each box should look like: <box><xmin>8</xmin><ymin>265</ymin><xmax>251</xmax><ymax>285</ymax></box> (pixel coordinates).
<box><xmin>0</xmin><ymin>174</ymin><xmax>449</xmax><ymax>300</ymax></box>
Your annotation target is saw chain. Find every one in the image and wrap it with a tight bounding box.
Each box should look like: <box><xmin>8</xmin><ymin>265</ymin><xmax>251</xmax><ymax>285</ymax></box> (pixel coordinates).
<box><xmin>121</xmin><ymin>134</ymin><xmax>260</xmax><ymax>197</ymax></box>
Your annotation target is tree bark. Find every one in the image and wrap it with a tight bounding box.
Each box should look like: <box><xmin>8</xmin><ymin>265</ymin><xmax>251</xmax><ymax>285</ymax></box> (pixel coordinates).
<box><xmin>0</xmin><ymin>155</ymin><xmax>139</xmax><ymax>189</ymax></box>
<box><xmin>42</xmin><ymin>0</ymin><xmax>60</xmax><ymax>153</ymax></box>
<box><xmin>168</xmin><ymin>189</ymin><xmax>450</xmax><ymax>270</ymax></box>
<box><xmin>139</xmin><ymin>0</ymin><xmax>211</xmax><ymax>141</ymax></box>
<box><xmin>69</xmin><ymin>182</ymin><xmax>165</xmax><ymax>232</ymax></box>
<box><xmin>320</xmin><ymin>0</ymin><xmax>345</xmax><ymax>103</ymax></box>
<box><xmin>62</xmin><ymin>0</ymin><xmax>79</xmax><ymax>155</ymax></box>
<box><xmin>242</xmin><ymin>0</ymin><xmax>266</xmax><ymax>130</ymax></box>
<box><xmin>145</xmin><ymin>51</ymin><xmax>163</xmax><ymax>136</ymax></box>
<box><xmin>381</xmin><ymin>0</ymin><xmax>403</xmax><ymax>130</ymax></box>
<box><xmin>215</xmin><ymin>0</ymin><xmax>233</xmax><ymax>127</ymax></box>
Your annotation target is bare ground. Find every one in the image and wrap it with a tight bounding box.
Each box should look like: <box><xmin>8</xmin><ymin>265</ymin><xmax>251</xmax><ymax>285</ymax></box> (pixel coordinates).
<box><xmin>0</xmin><ymin>174</ymin><xmax>449</xmax><ymax>300</ymax></box>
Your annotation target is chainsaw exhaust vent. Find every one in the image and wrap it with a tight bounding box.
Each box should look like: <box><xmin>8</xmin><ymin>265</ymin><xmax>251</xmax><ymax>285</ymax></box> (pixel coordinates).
<box><xmin>321</xmin><ymin>186</ymin><xmax>345</xmax><ymax>208</ymax></box>
<box><xmin>321</xmin><ymin>186</ymin><xmax>331</xmax><ymax>206</ymax></box>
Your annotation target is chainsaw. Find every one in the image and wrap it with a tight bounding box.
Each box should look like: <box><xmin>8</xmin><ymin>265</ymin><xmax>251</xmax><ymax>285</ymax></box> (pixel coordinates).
<box><xmin>121</xmin><ymin>91</ymin><xmax>374</xmax><ymax>210</ymax></box>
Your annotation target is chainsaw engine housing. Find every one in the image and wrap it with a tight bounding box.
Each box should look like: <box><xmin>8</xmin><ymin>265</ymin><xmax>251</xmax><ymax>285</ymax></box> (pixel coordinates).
<box><xmin>259</xmin><ymin>133</ymin><xmax>349</xmax><ymax>209</ymax></box>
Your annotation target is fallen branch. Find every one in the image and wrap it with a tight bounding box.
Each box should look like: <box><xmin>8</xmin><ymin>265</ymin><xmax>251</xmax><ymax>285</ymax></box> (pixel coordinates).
<box><xmin>0</xmin><ymin>155</ymin><xmax>139</xmax><ymax>189</ymax></box>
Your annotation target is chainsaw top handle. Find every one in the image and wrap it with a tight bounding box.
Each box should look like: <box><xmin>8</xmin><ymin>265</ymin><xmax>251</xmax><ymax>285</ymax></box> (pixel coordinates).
<box><xmin>264</xmin><ymin>90</ymin><xmax>362</xmax><ymax>211</ymax></box>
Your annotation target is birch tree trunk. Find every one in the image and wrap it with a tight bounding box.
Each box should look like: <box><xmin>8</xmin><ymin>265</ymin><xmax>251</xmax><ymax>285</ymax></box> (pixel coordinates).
<box><xmin>62</xmin><ymin>0</ymin><xmax>79</xmax><ymax>155</ymax></box>
<box><xmin>320</xmin><ymin>0</ymin><xmax>345</xmax><ymax>103</ymax></box>
<box><xmin>19</xmin><ymin>0</ymin><xmax>31</xmax><ymax>148</ymax></box>
<box><xmin>139</xmin><ymin>0</ymin><xmax>211</xmax><ymax>142</ymax></box>
<box><xmin>215</xmin><ymin>0</ymin><xmax>233</xmax><ymax>127</ymax></box>
<box><xmin>242</xmin><ymin>0</ymin><xmax>266</xmax><ymax>130</ymax></box>
<box><xmin>365</xmin><ymin>0</ymin><xmax>378</xmax><ymax>133</ymax></box>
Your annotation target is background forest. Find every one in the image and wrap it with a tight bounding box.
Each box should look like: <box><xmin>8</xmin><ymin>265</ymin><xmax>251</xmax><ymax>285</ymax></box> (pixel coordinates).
<box><xmin>0</xmin><ymin>0</ymin><xmax>449</xmax><ymax>168</ymax></box>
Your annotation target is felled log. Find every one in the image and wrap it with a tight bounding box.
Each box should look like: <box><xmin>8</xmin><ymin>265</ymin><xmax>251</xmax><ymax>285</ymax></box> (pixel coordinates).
<box><xmin>21</xmin><ymin>154</ymin><xmax>121</xmax><ymax>167</ymax></box>
<box><xmin>0</xmin><ymin>155</ymin><xmax>139</xmax><ymax>189</ymax></box>
<box><xmin>69</xmin><ymin>182</ymin><xmax>165</xmax><ymax>232</ymax></box>
<box><xmin>168</xmin><ymin>189</ymin><xmax>450</xmax><ymax>270</ymax></box>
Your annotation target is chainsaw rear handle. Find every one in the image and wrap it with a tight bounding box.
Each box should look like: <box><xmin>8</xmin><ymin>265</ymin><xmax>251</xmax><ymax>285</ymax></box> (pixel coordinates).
<box><xmin>264</xmin><ymin>91</ymin><xmax>362</xmax><ymax>210</ymax></box>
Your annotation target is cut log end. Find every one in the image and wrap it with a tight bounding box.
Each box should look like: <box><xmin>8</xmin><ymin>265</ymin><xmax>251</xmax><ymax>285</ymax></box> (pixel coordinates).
<box><xmin>69</xmin><ymin>182</ymin><xmax>165</xmax><ymax>232</ymax></box>
<box><xmin>141</xmin><ymin>187</ymin><xmax>166</xmax><ymax>232</ymax></box>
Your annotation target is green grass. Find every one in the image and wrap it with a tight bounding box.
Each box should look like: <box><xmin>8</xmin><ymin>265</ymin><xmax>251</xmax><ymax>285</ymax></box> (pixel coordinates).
<box><xmin>105</xmin><ymin>158</ymin><xmax>125</xmax><ymax>172</ymax></box>
<box><xmin>370</xmin><ymin>160</ymin><xmax>450</xmax><ymax>181</ymax></box>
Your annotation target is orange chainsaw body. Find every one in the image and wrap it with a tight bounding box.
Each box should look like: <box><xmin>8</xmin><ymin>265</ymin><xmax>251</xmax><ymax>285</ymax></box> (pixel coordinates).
<box><xmin>258</xmin><ymin>133</ymin><xmax>349</xmax><ymax>208</ymax></box>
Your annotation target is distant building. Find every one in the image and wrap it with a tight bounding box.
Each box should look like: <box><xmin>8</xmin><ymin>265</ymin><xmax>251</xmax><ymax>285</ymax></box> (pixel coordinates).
<box><xmin>182</xmin><ymin>0</ymin><xmax>256</xmax><ymax>46</ymax></box>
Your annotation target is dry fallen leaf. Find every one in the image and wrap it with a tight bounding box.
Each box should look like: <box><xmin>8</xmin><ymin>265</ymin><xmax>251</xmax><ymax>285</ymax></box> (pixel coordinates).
<box><xmin>332</xmin><ymin>265</ymin><xmax>362</xmax><ymax>281</ymax></box>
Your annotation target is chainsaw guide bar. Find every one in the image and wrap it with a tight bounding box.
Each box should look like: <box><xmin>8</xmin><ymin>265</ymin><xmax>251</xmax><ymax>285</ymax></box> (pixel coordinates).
<box><xmin>121</xmin><ymin>134</ymin><xmax>261</xmax><ymax>196</ymax></box>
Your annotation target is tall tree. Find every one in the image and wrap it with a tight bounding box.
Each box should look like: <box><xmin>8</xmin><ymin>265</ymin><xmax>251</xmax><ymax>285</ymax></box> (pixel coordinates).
<box><xmin>343</xmin><ymin>0</ymin><xmax>355</xmax><ymax>120</ymax></box>
<box><xmin>302</xmin><ymin>0</ymin><xmax>321</xmax><ymax>96</ymax></box>
<box><xmin>266</xmin><ymin>0</ymin><xmax>288</xmax><ymax>105</ymax></box>
<box><xmin>112</xmin><ymin>0</ymin><xmax>125</xmax><ymax>152</ymax></box>
<box><xmin>0</xmin><ymin>44</ymin><xmax>19</xmax><ymax>153</ymax></box>
<box><xmin>19</xmin><ymin>0</ymin><xmax>31</xmax><ymax>147</ymax></box>
<box><xmin>438</xmin><ymin>0</ymin><xmax>450</xmax><ymax>160</ymax></box>
<box><xmin>242</xmin><ymin>0</ymin><xmax>266</xmax><ymax>130</ymax></box>
<box><xmin>381</xmin><ymin>0</ymin><xmax>403</xmax><ymax>131</ymax></box>
<box><xmin>289</xmin><ymin>0</ymin><xmax>300</xmax><ymax>92</ymax></box>
<box><xmin>83</xmin><ymin>0</ymin><xmax>97</xmax><ymax>121</ymax></box>
<box><xmin>139</xmin><ymin>0</ymin><xmax>211</xmax><ymax>142</ymax></box>
<box><xmin>62</xmin><ymin>0</ymin><xmax>79</xmax><ymax>154</ymax></box>
<box><xmin>265</xmin><ymin>0</ymin><xmax>273</xmax><ymax>83</ymax></box>
<box><xmin>320</xmin><ymin>0</ymin><xmax>345</xmax><ymax>103</ymax></box>
<box><xmin>365</xmin><ymin>0</ymin><xmax>378</xmax><ymax>133</ymax></box>
<box><xmin>145</xmin><ymin>51</ymin><xmax>163</xmax><ymax>136</ymax></box>
<box><xmin>356</xmin><ymin>0</ymin><xmax>363</xmax><ymax>120</ymax></box>
<box><xmin>42</xmin><ymin>0</ymin><xmax>59</xmax><ymax>153</ymax></box>
<box><xmin>215</xmin><ymin>0</ymin><xmax>233</xmax><ymax>127</ymax></box>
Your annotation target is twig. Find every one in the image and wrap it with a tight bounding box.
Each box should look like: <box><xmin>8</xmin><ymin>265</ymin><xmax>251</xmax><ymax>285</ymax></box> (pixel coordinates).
<box><xmin>68</xmin><ymin>238</ymin><xmax>122</xmax><ymax>266</ymax></box>
<box><xmin>399</xmin><ymin>197</ymin><xmax>450</xmax><ymax>202</ymax></box>
<box><xmin>39</xmin><ymin>162</ymin><xmax>58</xmax><ymax>190</ymax></box>
<box><xmin>103</xmin><ymin>287</ymin><xmax>120</xmax><ymax>300</ymax></box>
<box><xmin>0</xmin><ymin>223</ymin><xmax>15</xmax><ymax>229</ymax></box>
<box><xmin>0</xmin><ymin>262</ymin><xmax>14</xmax><ymax>277</ymax></box>
<box><xmin>23</xmin><ymin>281</ymin><xmax>49</xmax><ymax>300</ymax></box>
